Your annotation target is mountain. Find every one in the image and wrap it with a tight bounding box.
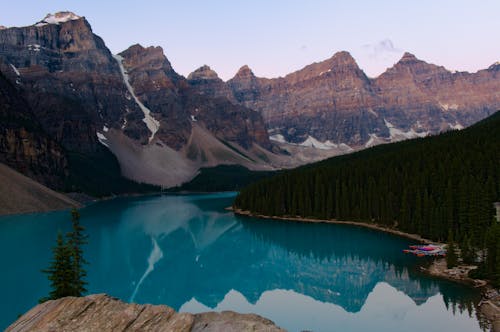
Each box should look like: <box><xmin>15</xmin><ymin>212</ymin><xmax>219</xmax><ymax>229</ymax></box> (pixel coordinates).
<box><xmin>1</xmin><ymin>12</ymin><xmax>499</xmax><ymax>191</ymax></box>
<box><xmin>0</xmin><ymin>12</ymin><xmax>145</xmax><ymax>152</ymax></box>
<box><xmin>234</xmin><ymin>111</ymin><xmax>500</xmax><ymax>284</ymax></box>
<box><xmin>0</xmin><ymin>13</ymin><xmax>278</xmax><ymax>189</ymax></box>
<box><xmin>225</xmin><ymin>52</ymin><xmax>500</xmax><ymax>148</ymax></box>
<box><xmin>0</xmin><ymin>70</ymin><xmax>67</xmax><ymax>189</ymax></box>
<box><xmin>0</xmin><ymin>162</ymin><xmax>80</xmax><ymax>216</ymax></box>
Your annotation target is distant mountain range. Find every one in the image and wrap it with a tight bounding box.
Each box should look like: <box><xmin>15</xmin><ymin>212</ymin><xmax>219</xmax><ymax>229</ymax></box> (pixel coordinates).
<box><xmin>0</xmin><ymin>12</ymin><xmax>499</xmax><ymax>192</ymax></box>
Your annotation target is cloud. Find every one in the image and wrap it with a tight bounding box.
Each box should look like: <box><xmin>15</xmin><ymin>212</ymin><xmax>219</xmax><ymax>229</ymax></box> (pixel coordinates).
<box><xmin>299</xmin><ymin>45</ymin><xmax>307</xmax><ymax>51</ymax></box>
<box><xmin>363</xmin><ymin>39</ymin><xmax>401</xmax><ymax>60</ymax></box>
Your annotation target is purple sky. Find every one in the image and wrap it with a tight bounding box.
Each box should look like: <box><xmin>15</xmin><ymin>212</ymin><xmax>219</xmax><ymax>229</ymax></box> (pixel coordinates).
<box><xmin>2</xmin><ymin>0</ymin><xmax>499</xmax><ymax>80</ymax></box>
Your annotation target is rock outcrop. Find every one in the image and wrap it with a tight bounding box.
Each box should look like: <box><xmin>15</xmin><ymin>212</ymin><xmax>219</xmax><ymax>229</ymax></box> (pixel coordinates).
<box><xmin>119</xmin><ymin>45</ymin><xmax>271</xmax><ymax>151</ymax></box>
<box><xmin>0</xmin><ymin>13</ymin><xmax>276</xmax><ymax>189</ymax></box>
<box><xmin>0</xmin><ymin>13</ymin><xmax>149</xmax><ymax>151</ymax></box>
<box><xmin>6</xmin><ymin>294</ymin><xmax>285</xmax><ymax>332</ymax></box>
<box><xmin>0</xmin><ymin>71</ymin><xmax>67</xmax><ymax>188</ymax></box>
<box><xmin>187</xmin><ymin>65</ymin><xmax>237</xmax><ymax>103</ymax></box>
<box><xmin>1</xmin><ymin>12</ymin><xmax>499</xmax><ymax>189</ymax></box>
<box><xmin>226</xmin><ymin>51</ymin><xmax>500</xmax><ymax>147</ymax></box>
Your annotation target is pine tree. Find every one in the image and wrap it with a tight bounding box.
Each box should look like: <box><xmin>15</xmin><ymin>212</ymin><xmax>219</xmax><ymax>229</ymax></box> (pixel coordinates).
<box><xmin>66</xmin><ymin>208</ymin><xmax>88</xmax><ymax>296</ymax></box>
<box><xmin>40</xmin><ymin>232</ymin><xmax>73</xmax><ymax>302</ymax></box>
<box><xmin>41</xmin><ymin>209</ymin><xmax>88</xmax><ymax>302</ymax></box>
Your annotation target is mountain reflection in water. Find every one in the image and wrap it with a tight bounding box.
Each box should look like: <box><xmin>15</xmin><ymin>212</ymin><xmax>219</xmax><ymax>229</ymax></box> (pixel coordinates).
<box><xmin>0</xmin><ymin>193</ymin><xmax>484</xmax><ymax>331</ymax></box>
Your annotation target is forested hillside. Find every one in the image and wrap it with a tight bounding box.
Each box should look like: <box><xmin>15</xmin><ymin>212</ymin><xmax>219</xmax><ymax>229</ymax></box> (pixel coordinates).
<box><xmin>235</xmin><ymin>111</ymin><xmax>500</xmax><ymax>285</ymax></box>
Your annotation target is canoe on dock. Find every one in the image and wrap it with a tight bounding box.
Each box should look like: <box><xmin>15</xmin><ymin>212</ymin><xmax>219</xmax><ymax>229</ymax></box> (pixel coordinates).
<box><xmin>403</xmin><ymin>244</ymin><xmax>446</xmax><ymax>257</ymax></box>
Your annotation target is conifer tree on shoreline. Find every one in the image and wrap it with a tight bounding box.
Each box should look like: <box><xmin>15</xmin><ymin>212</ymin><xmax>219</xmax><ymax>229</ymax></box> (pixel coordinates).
<box><xmin>40</xmin><ymin>209</ymin><xmax>88</xmax><ymax>302</ymax></box>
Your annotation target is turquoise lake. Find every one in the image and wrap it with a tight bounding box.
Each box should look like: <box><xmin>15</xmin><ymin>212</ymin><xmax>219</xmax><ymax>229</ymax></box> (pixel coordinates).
<box><xmin>0</xmin><ymin>193</ymin><xmax>486</xmax><ymax>331</ymax></box>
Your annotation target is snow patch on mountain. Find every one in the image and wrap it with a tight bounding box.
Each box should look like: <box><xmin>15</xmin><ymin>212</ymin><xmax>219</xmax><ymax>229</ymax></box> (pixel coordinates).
<box><xmin>114</xmin><ymin>54</ymin><xmax>160</xmax><ymax>143</ymax></box>
<box><xmin>96</xmin><ymin>132</ymin><xmax>109</xmax><ymax>147</ymax></box>
<box><xmin>269</xmin><ymin>134</ymin><xmax>287</xmax><ymax>144</ymax></box>
<box><xmin>384</xmin><ymin>119</ymin><xmax>428</xmax><ymax>141</ymax></box>
<box><xmin>35</xmin><ymin>12</ymin><xmax>81</xmax><ymax>26</ymax></box>
<box><xmin>299</xmin><ymin>136</ymin><xmax>338</xmax><ymax>150</ymax></box>
<box><xmin>269</xmin><ymin>133</ymin><xmax>356</xmax><ymax>151</ymax></box>
<box><xmin>449</xmin><ymin>122</ymin><xmax>464</xmax><ymax>130</ymax></box>
<box><xmin>27</xmin><ymin>44</ymin><xmax>41</xmax><ymax>52</ymax></box>
<box><xmin>9</xmin><ymin>64</ymin><xmax>20</xmax><ymax>76</ymax></box>
<box><xmin>319</xmin><ymin>69</ymin><xmax>332</xmax><ymax>76</ymax></box>
<box><xmin>439</xmin><ymin>103</ymin><xmax>458</xmax><ymax>111</ymax></box>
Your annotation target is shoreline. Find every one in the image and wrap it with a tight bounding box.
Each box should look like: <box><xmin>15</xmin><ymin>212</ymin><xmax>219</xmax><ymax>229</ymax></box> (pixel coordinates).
<box><xmin>231</xmin><ymin>207</ymin><xmax>500</xmax><ymax>331</ymax></box>
<box><xmin>230</xmin><ymin>207</ymin><xmax>437</xmax><ymax>244</ymax></box>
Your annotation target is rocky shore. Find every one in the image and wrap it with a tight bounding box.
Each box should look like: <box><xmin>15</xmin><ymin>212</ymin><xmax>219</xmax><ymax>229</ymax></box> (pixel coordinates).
<box><xmin>424</xmin><ymin>259</ymin><xmax>500</xmax><ymax>332</ymax></box>
<box><xmin>6</xmin><ymin>294</ymin><xmax>285</xmax><ymax>332</ymax></box>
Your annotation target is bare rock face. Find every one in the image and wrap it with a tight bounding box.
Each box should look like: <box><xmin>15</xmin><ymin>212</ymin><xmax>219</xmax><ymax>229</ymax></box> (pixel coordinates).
<box><xmin>228</xmin><ymin>51</ymin><xmax>383</xmax><ymax>145</ymax></box>
<box><xmin>227</xmin><ymin>65</ymin><xmax>264</xmax><ymax>106</ymax></box>
<box><xmin>6</xmin><ymin>294</ymin><xmax>285</xmax><ymax>332</ymax></box>
<box><xmin>0</xmin><ymin>71</ymin><xmax>67</xmax><ymax>188</ymax></box>
<box><xmin>0</xmin><ymin>14</ymin><xmax>274</xmax><ymax>190</ymax></box>
<box><xmin>119</xmin><ymin>45</ymin><xmax>272</xmax><ymax>151</ymax></box>
<box><xmin>118</xmin><ymin>44</ymin><xmax>190</xmax><ymax>150</ymax></box>
<box><xmin>228</xmin><ymin>51</ymin><xmax>500</xmax><ymax>146</ymax></box>
<box><xmin>187</xmin><ymin>65</ymin><xmax>236</xmax><ymax>103</ymax></box>
<box><xmin>373</xmin><ymin>52</ymin><xmax>500</xmax><ymax>132</ymax></box>
<box><xmin>0</xmin><ymin>12</ymin><xmax>148</xmax><ymax>152</ymax></box>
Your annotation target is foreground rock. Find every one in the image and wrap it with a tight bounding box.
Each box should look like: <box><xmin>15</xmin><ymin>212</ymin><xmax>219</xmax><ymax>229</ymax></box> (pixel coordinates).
<box><xmin>6</xmin><ymin>294</ymin><xmax>285</xmax><ymax>332</ymax></box>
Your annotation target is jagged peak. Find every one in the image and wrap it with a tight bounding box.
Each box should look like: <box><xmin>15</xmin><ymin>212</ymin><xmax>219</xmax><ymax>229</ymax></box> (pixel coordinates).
<box><xmin>320</xmin><ymin>51</ymin><xmax>360</xmax><ymax>72</ymax></box>
<box><xmin>122</xmin><ymin>43</ymin><xmax>164</xmax><ymax>56</ymax></box>
<box><xmin>35</xmin><ymin>11</ymin><xmax>82</xmax><ymax>27</ymax></box>
<box><xmin>118</xmin><ymin>43</ymin><xmax>177</xmax><ymax>76</ymax></box>
<box><xmin>397</xmin><ymin>52</ymin><xmax>420</xmax><ymax>64</ymax></box>
<box><xmin>233</xmin><ymin>65</ymin><xmax>255</xmax><ymax>79</ymax></box>
<box><xmin>329</xmin><ymin>51</ymin><xmax>357</xmax><ymax>65</ymax></box>
<box><xmin>282</xmin><ymin>50</ymin><xmax>364</xmax><ymax>83</ymax></box>
<box><xmin>187</xmin><ymin>65</ymin><xmax>220</xmax><ymax>81</ymax></box>
<box><xmin>127</xmin><ymin>43</ymin><xmax>146</xmax><ymax>51</ymax></box>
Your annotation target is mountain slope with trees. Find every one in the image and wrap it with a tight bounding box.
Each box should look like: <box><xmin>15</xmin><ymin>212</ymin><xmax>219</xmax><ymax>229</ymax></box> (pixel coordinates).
<box><xmin>234</xmin><ymin>111</ymin><xmax>500</xmax><ymax>285</ymax></box>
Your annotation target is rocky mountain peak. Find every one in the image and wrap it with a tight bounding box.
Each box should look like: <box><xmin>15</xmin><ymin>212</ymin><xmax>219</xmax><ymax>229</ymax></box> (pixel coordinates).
<box><xmin>35</xmin><ymin>11</ymin><xmax>82</xmax><ymax>26</ymax></box>
<box><xmin>119</xmin><ymin>44</ymin><xmax>174</xmax><ymax>72</ymax></box>
<box><xmin>187</xmin><ymin>65</ymin><xmax>220</xmax><ymax>81</ymax></box>
<box><xmin>234</xmin><ymin>65</ymin><xmax>255</xmax><ymax>79</ymax></box>
<box><xmin>327</xmin><ymin>51</ymin><xmax>358</xmax><ymax>67</ymax></box>
<box><xmin>395</xmin><ymin>52</ymin><xmax>422</xmax><ymax>66</ymax></box>
<box><xmin>385</xmin><ymin>51</ymin><xmax>449</xmax><ymax>77</ymax></box>
<box><xmin>282</xmin><ymin>50</ymin><xmax>364</xmax><ymax>86</ymax></box>
<box><xmin>0</xmin><ymin>25</ymin><xmax>6</xmax><ymax>30</ymax></box>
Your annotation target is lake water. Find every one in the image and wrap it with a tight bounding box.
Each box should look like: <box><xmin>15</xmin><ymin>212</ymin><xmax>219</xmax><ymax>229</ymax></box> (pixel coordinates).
<box><xmin>0</xmin><ymin>193</ymin><xmax>486</xmax><ymax>331</ymax></box>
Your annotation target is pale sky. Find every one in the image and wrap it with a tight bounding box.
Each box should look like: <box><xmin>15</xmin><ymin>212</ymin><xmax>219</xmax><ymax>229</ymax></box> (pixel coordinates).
<box><xmin>1</xmin><ymin>1</ymin><xmax>499</xmax><ymax>80</ymax></box>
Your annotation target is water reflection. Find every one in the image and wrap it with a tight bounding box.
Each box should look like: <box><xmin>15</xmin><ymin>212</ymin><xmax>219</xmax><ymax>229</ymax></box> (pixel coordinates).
<box><xmin>82</xmin><ymin>193</ymin><xmax>481</xmax><ymax>332</ymax></box>
<box><xmin>0</xmin><ymin>193</ymin><xmax>484</xmax><ymax>331</ymax></box>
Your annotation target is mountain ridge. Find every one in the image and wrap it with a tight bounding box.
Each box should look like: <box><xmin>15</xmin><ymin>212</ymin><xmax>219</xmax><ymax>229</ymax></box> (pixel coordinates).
<box><xmin>0</xmin><ymin>13</ymin><xmax>279</xmax><ymax>190</ymax></box>
<box><xmin>0</xmin><ymin>12</ymin><xmax>499</xmax><ymax>191</ymax></box>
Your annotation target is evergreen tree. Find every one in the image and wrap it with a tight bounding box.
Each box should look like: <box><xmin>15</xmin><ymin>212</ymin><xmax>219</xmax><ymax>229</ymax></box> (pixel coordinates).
<box><xmin>66</xmin><ymin>208</ymin><xmax>88</xmax><ymax>296</ymax></box>
<box><xmin>41</xmin><ymin>209</ymin><xmax>88</xmax><ymax>302</ymax></box>
<box><xmin>40</xmin><ymin>232</ymin><xmax>73</xmax><ymax>302</ymax></box>
<box><xmin>234</xmin><ymin>111</ymin><xmax>500</xmax><ymax>285</ymax></box>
